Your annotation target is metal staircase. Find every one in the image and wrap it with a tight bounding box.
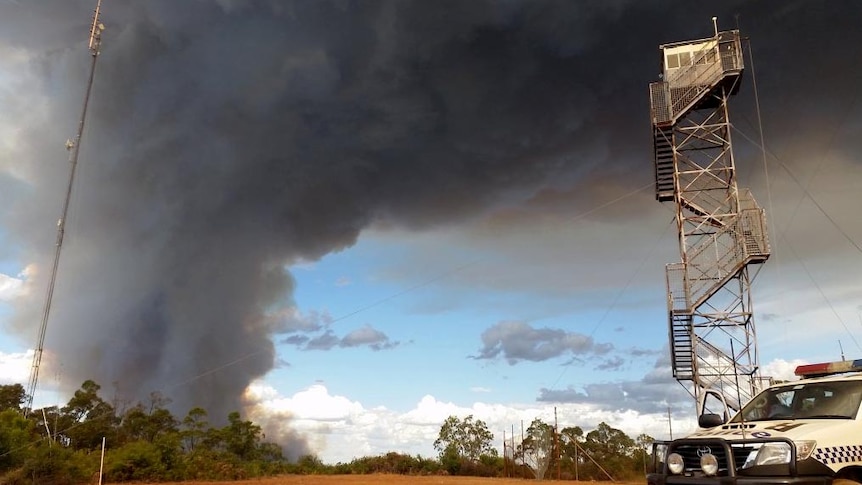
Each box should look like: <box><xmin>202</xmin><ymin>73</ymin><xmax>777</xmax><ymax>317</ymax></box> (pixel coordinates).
<box><xmin>654</xmin><ymin>126</ymin><xmax>674</xmax><ymax>201</ymax></box>
<box><xmin>670</xmin><ymin>314</ymin><xmax>694</xmax><ymax>380</ymax></box>
<box><xmin>650</xmin><ymin>27</ymin><xmax>771</xmax><ymax>411</ymax></box>
<box><xmin>665</xmin><ymin>191</ymin><xmax>769</xmax><ymax>313</ymax></box>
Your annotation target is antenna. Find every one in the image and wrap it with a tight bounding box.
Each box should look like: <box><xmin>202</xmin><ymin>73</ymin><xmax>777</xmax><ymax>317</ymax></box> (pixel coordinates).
<box><xmin>88</xmin><ymin>0</ymin><xmax>104</xmax><ymax>52</ymax></box>
<box><xmin>25</xmin><ymin>1</ymin><xmax>106</xmax><ymax>416</ymax></box>
<box><xmin>839</xmin><ymin>340</ymin><xmax>846</xmax><ymax>361</ymax></box>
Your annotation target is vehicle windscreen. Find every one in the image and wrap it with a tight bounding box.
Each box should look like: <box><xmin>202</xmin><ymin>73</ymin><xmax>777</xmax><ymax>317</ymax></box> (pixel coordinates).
<box><xmin>730</xmin><ymin>380</ymin><xmax>862</xmax><ymax>422</ymax></box>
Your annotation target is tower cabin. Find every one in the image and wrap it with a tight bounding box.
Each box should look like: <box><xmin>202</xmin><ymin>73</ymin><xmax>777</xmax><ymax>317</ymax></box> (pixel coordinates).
<box><xmin>650</xmin><ymin>29</ymin><xmax>744</xmax><ymax>201</ymax></box>
<box><xmin>649</xmin><ymin>29</ymin><xmax>744</xmax><ymax>128</ymax></box>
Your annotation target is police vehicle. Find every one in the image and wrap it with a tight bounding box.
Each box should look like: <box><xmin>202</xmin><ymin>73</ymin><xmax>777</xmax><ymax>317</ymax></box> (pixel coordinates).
<box><xmin>647</xmin><ymin>359</ymin><xmax>862</xmax><ymax>485</ymax></box>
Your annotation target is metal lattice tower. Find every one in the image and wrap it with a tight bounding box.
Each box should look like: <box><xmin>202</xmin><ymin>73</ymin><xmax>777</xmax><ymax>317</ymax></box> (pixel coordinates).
<box><xmin>25</xmin><ymin>1</ymin><xmax>105</xmax><ymax>415</ymax></box>
<box><xmin>649</xmin><ymin>22</ymin><xmax>771</xmax><ymax>411</ymax></box>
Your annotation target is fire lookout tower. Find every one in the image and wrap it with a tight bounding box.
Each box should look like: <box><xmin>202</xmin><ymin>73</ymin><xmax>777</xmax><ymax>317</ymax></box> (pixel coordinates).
<box><xmin>649</xmin><ymin>21</ymin><xmax>771</xmax><ymax>411</ymax></box>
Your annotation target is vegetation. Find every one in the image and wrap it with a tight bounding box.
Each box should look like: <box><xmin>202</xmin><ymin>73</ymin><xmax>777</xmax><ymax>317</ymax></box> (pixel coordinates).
<box><xmin>0</xmin><ymin>381</ymin><xmax>290</xmax><ymax>484</ymax></box>
<box><xmin>502</xmin><ymin>420</ymin><xmax>653</xmax><ymax>481</ymax></box>
<box><xmin>0</xmin><ymin>382</ymin><xmax>654</xmax><ymax>483</ymax></box>
<box><xmin>433</xmin><ymin>414</ymin><xmax>500</xmax><ymax>476</ymax></box>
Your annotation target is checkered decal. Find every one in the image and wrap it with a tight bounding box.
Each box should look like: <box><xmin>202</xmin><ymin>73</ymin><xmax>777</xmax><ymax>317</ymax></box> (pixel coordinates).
<box><xmin>814</xmin><ymin>445</ymin><xmax>862</xmax><ymax>464</ymax></box>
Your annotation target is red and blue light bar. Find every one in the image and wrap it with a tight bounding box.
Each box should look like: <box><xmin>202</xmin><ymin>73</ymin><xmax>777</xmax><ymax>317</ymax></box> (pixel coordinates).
<box><xmin>795</xmin><ymin>359</ymin><xmax>862</xmax><ymax>378</ymax></box>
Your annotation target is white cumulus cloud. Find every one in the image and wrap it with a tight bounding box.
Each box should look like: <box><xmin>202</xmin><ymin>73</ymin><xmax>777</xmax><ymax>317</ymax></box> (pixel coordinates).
<box><xmin>761</xmin><ymin>358</ymin><xmax>808</xmax><ymax>382</ymax></box>
<box><xmin>0</xmin><ymin>349</ymin><xmax>32</xmax><ymax>385</ymax></box>
<box><xmin>243</xmin><ymin>379</ymin><xmax>695</xmax><ymax>464</ymax></box>
<box><xmin>0</xmin><ymin>272</ymin><xmax>24</xmax><ymax>301</ymax></box>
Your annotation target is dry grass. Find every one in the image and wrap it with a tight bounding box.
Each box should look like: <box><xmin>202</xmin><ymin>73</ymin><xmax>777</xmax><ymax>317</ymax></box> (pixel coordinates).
<box><xmin>141</xmin><ymin>474</ymin><xmax>643</xmax><ymax>485</ymax></box>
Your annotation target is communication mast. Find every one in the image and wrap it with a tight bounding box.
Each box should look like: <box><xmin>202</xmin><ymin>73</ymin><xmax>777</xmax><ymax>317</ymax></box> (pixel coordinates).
<box><xmin>25</xmin><ymin>1</ymin><xmax>105</xmax><ymax>415</ymax></box>
<box><xmin>649</xmin><ymin>19</ymin><xmax>770</xmax><ymax>411</ymax></box>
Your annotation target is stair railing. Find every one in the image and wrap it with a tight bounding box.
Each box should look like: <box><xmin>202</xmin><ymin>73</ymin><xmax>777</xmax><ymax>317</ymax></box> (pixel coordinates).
<box><xmin>650</xmin><ymin>31</ymin><xmax>743</xmax><ymax>125</ymax></box>
<box><xmin>666</xmin><ymin>219</ymin><xmax>745</xmax><ymax>312</ymax></box>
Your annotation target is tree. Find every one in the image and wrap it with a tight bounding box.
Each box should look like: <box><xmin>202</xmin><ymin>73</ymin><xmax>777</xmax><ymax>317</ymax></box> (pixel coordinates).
<box><xmin>0</xmin><ymin>383</ymin><xmax>27</xmax><ymax>412</ymax></box>
<box><xmin>585</xmin><ymin>422</ymin><xmax>636</xmax><ymax>457</ymax></box>
<box><xmin>118</xmin><ymin>402</ymin><xmax>178</xmax><ymax>444</ymax></box>
<box><xmin>636</xmin><ymin>433</ymin><xmax>655</xmax><ymax>474</ymax></box>
<box><xmin>221</xmin><ymin>411</ymin><xmax>263</xmax><ymax>460</ymax></box>
<box><xmin>433</xmin><ymin>414</ymin><xmax>496</xmax><ymax>472</ymax></box>
<box><xmin>558</xmin><ymin>425</ymin><xmax>584</xmax><ymax>479</ymax></box>
<box><xmin>60</xmin><ymin>380</ymin><xmax>117</xmax><ymax>450</ymax></box>
<box><xmin>521</xmin><ymin>418</ymin><xmax>554</xmax><ymax>480</ymax></box>
<box><xmin>0</xmin><ymin>409</ymin><xmax>34</xmax><ymax>471</ymax></box>
<box><xmin>181</xmin><ymin>406</ymin><xmax>209</xmax><ymax>453</ymax></box>
<box><xmin>582</xmin><ymin>422</ymin><xmax>637</xmax><ymax>480</ymax></box>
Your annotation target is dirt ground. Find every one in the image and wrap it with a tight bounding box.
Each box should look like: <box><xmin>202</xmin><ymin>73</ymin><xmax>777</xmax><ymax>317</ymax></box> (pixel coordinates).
<box><xmin>144</xmin><ymin>475</ymin><xmax>644</xmax><ymax>485</ymax></box>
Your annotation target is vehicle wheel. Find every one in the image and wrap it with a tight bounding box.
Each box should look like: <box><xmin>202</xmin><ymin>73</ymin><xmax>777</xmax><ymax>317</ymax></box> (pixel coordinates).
<box><xmin>833</xmin><ymin>479</ymin><xmax>862</xmax><ymax>485</ymax></box>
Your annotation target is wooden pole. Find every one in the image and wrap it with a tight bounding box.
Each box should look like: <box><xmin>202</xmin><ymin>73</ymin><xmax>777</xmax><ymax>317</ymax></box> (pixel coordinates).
<box><xmin>555</xmin><ymin>407</ymin><xmax>560</xmax><ymax>480</ymax></box>
<box><xmin>512</xmin><ymin>425</ymin><xmax>516</xmax><ymax>478</ymax></box>
<box><xmin>98</xmin><ymin>436</ymin><xmax>106</xmax><ymax>485</ymax></box>
<box><xmin>575</xmin><ymin>435</ymin><xmax>579</xmax><ymax>481</ymax></box>
<box><xmin>521</xmin><ymin>420</ymin><xmax>525</xmax><ymax>479</ymax></box>
<box><xmin>503</xmin><ymin>430</ymin><xmax>508</xmax><ymax>477</ymax></box>
<box><xmin>668</xmin><ymin>406</ymin><xmax>674</xmax><ymax>440</ymax></box>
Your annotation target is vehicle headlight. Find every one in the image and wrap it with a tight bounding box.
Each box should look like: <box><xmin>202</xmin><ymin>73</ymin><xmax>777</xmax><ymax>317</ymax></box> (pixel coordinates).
<box><xmin>743</xmin><ymin>443</ymin><xmax>791</xmax><ymax>468</ymax></box>
<box><xmin>742</xmin><ymin>441</ymin><xmax>817</xmax><ymax>469</ymax></box>
<box><xmin>700</xmin><ymin>453</ymin><xmax>719</xmax><ymax>476</ymax></box>
<box><xmin>667</xmin><ymin>452</ymin><xmax>684</xmax><ymax>474</ymax></box>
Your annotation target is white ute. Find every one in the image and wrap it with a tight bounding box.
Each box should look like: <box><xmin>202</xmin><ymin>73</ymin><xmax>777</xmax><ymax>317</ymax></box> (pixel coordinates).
<box><xmin>647</xmin><ymin>359</ymin><xmax>862</xmax><ymax>485</ymax></box>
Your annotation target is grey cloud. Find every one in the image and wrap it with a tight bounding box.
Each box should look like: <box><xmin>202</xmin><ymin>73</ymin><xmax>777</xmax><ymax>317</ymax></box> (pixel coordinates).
<box><xmin>270</xmin><ymin>308</ymin><xmax>333</xmax><ymax>334</ymax></box>
<box><xmin>305</xmin><ymin>331</ymin><xmax>341</xmax><ymax>351</ymax></box>
<box><xmin>301</xmin><ymin>326</ymin><xmax>397</xmax><ymax>351</ymax></box>
<box><xmin>595</xmin><ymin>356</ymin><xmax>625</xmax><ymax>371</ymax></box>
<box><xmin>630</xmin><ymin>347</ymin><xmax>662</xmax><ymax>357</ymax></box>
<box><xmin>282</xmin><ymin>335</ymin><xmax>309</xmax><ymax>346</ymax></box>
<box><xmin>474</xmin><ymin>320</ymin><xmax>612</xmax><ymax>364</ymax></box>
<box><xmin>538</xmin><ymin>355</ymin><xmax>691</xmax><ymax>414</ymax></box>
<box><xmin>759</xmin><ymin>313</ymin><xmax>781</xmax><ymax>322</ymax></box>
<box><xmin>341</xmin><ymin>324</ymin><xmax>399</xmax><ymax>351</ymax></box>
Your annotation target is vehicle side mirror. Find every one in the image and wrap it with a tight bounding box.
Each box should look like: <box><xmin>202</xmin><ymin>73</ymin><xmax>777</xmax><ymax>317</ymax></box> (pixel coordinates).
<box><xmin>699</xmin><ymin>413</ymin><xmax>725</xmax><ymax>428</ymax></box>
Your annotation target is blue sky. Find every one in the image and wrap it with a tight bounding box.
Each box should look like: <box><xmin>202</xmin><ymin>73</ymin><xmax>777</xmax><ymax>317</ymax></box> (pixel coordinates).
<box><xmin>2</xmin><ymin>0</ymin><xmax>862</xmax><ymax>463</ymax></box>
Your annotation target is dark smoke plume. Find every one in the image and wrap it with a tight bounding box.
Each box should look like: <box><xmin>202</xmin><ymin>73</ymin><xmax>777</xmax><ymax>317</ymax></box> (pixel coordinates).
<box><xmin>1</xmin><ymin>0</ymin><xmax>860</xmax><ymax>455</ymax></box>
<box><xmin>0</xmin><ymin>0</ymin><xmax>635</xmax><ymax>418</ymax></box>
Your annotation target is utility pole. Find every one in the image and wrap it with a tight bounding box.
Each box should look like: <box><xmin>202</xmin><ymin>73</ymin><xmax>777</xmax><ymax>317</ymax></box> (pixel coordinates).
<box><xmin>575</xmin><ymin>438</ymin><xmax>579</xmax><ymax>481</ymax></box>
<box><xmin>667</xmin><ymin>406</ymin><xmax>674</xmax><ymax>440</ymax></box>
<box><xmin>521</xmin><ymin>420</ymin><xmax>525</xmax><ymax>479</ymax></box>
<box><xmin>555</xmin><ymin>407</ymin><xmax>561</xmax><ymax>480</ymax></box>
<box><xmin>503</xmin><ymin>430</ymin><xmax>508</xmax><ymax>477</ymax></box>
<box><xmin>25</xmin><ymin>0</ymin><xmax>105</xmax><ymax>415</ymax></box>
<box><xmin>512</xmin><ymin>425</ymin><xmax>516</xmax><ymax>478</ymax></box>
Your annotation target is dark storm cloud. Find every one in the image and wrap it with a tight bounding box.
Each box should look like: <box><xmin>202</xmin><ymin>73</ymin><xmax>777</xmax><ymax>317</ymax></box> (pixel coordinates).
<box><xmin>474</xmin><ymin>320</ymin><xmax>612</xmax><ymax>364</ymax></box>
<box><xmin>1</xmin><ymin>0</ymin><xmax>861</xmax><ymax>453</ymax></box>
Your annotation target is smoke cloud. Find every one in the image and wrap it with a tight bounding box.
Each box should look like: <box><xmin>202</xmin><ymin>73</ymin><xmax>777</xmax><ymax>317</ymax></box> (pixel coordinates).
<box><xmin>1</xmin><ymin>0</ymin><xmax>860</xmax><ymax>454</ymax></box>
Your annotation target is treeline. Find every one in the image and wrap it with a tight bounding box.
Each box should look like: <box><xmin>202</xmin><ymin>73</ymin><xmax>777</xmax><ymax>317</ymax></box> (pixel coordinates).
<box><xmin>0</xmin><ymin>382</ymin><xmax>653</xmax><ymax>483</ymax></box>
<box><xmin>0</xmin><ymin>380</ymin><xmax>297</xmax><ymax>484</ymax></box>
<box><xmin>433</xmin><ymin>415</ymin><xmax>655</xmax><ymax>481</ymax></box>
